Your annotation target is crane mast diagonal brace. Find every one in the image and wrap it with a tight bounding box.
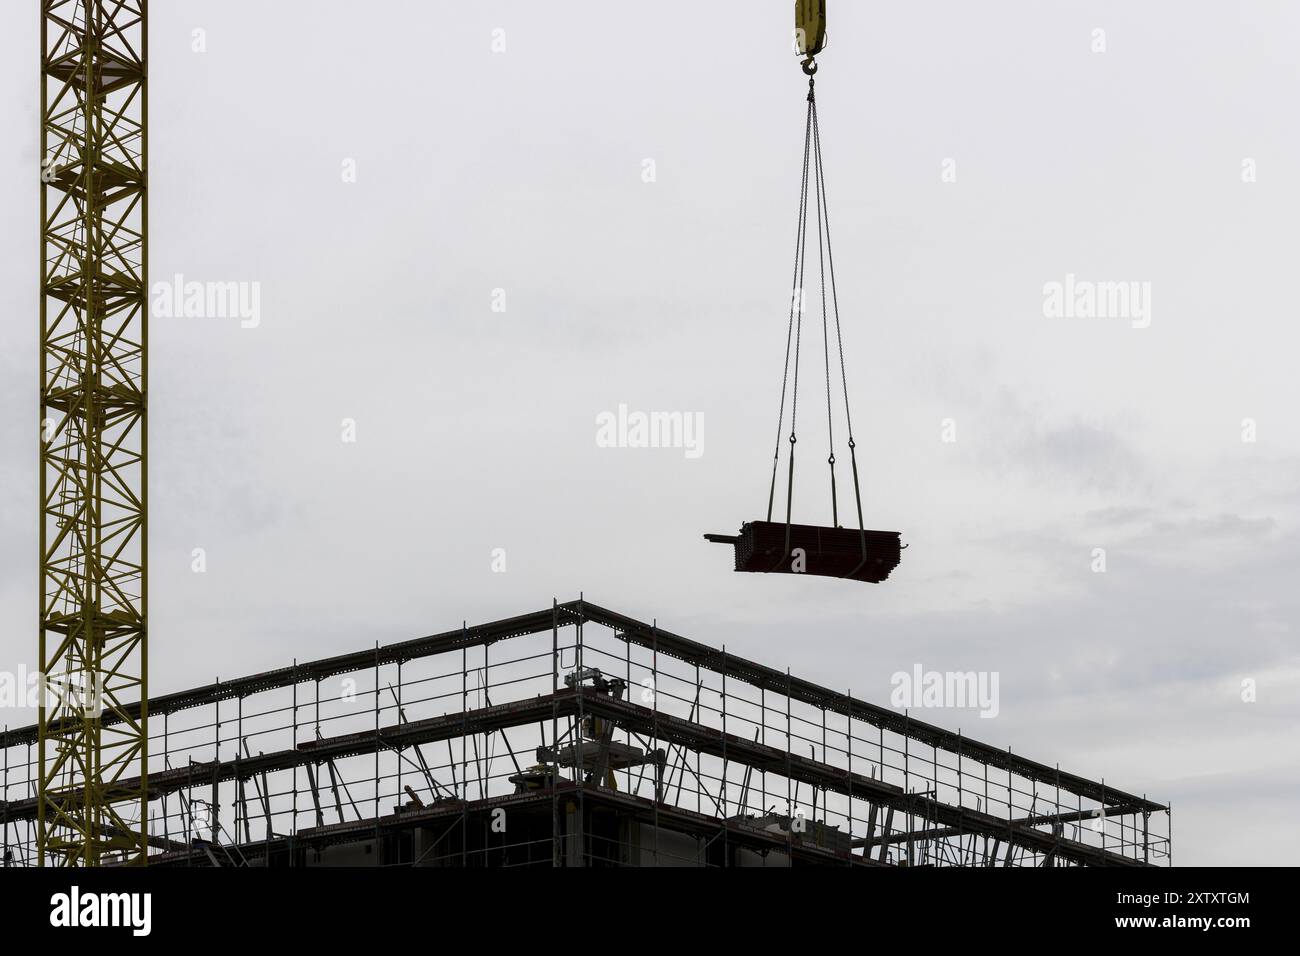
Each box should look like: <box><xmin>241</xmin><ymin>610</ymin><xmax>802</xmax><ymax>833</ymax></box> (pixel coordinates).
<box><xmin>39</xmin><ymin>0</ymin><xmax>149</xmax><ymax>866</ymax></box>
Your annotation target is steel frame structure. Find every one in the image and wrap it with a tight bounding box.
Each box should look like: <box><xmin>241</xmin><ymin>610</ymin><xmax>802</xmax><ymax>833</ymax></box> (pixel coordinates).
<box><xmin>3</xmin><ymin>601</ymin><xmax>1171</xmax><ymax>867</ymax></box>
<box><xmin>37</xmin><ymin>0</ymin><xmax>149</xmax><ymax>866</ymax></box>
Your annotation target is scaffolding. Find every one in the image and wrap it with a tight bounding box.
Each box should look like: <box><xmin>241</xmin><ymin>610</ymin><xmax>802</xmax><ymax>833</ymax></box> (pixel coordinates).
<box><xmin>1</xmin><ymin>599</ymin><xmax>1171</xmax><ymax>867</ymax></box>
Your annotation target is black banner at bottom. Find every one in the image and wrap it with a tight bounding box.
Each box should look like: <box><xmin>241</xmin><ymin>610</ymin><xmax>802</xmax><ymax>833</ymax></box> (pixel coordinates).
<box><xmin>0</xmin><ymin>864</ymin><xmax>1273</xmax><ymax>942</ymax></box>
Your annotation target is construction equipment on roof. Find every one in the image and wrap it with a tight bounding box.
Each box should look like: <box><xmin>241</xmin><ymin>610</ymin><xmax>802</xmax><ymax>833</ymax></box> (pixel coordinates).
<box><xmin>707</xmin><ymin>1</ymin><xmax>903</xmax><ymax>585</ymax></box>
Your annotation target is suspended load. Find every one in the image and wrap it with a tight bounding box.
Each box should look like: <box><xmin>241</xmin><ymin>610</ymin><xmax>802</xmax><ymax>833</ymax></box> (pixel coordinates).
<box><xmin>706</xmin><ymin>5</ymin><xmax>904</xmax><ymax>584</ymax></box>
<box><xmin>706</xmin><ymin>522</ymin><xmax>901</xmax><ymax>584</ymax></box>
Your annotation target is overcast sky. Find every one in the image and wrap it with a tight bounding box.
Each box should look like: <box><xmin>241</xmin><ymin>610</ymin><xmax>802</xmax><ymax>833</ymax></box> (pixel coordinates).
<box><xmin>1</xmin><ymin>1</ymin><xmax>1297</xmax><ymax>866</ymax></box>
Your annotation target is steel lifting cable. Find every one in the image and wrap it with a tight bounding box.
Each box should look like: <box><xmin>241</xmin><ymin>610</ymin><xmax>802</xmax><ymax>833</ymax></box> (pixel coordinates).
<box><xmin>766</xmin><ymin>84</ymin><xmax>815</xmax><ymax>525</ymax></box>
<box><xmin>813</xmin><ymin>91</ymin><xmax>838</xmax><ymax>530</ymax></box>
<box><xmin>766</xmin><ymin>76</ymin><xmax>868</xmax><ymax>550</ymax></box>
<box><xmin>810</xmin><ymin>80</ymin><xmax>868</xmax><ymax>548</ymax></box>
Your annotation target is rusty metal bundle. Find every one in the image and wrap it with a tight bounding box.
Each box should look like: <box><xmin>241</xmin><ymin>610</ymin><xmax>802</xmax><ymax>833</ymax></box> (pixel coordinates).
<box><xmin>707</xmin><ymin>521</ymin><xmax>902</xmax><ymax>583</ymax></box>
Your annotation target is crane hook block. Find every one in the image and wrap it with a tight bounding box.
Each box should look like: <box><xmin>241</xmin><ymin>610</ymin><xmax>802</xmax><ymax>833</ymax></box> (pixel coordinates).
<box><xmin>795</xmin><ymin>0</ymin><xmax>827</xmax><ymax>61</ymax></box>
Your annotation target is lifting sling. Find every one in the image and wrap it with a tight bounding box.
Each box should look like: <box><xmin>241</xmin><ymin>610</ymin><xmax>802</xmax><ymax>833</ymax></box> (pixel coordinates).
<box><xmin>706</xmin><ymin>27</ymin><xmax>903</xmax><ymax>584</ymax></box>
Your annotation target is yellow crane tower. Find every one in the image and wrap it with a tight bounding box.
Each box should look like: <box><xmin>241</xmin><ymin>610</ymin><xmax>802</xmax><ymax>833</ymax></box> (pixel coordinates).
<box><xmin>38</xmin><ymin>0</ymin><xmax>149</xmax><ymax>866</ymax></box>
